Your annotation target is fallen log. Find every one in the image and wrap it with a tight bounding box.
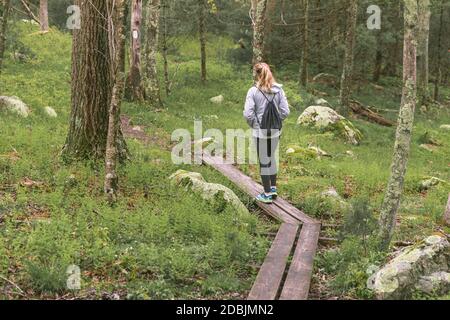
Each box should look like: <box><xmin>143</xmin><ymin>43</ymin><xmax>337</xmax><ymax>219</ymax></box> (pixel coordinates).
<box><xmin>349</xmin><ymin>99</ymin><xmax>396</xmax><ymax>127</ymax></box>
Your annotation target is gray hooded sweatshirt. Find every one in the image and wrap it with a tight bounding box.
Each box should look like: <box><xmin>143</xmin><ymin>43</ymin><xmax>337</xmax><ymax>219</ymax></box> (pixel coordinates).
<box><xmin>243</xmin><ymin>83</ymin><xmax>290</xmax><ymax>138</ymax></box>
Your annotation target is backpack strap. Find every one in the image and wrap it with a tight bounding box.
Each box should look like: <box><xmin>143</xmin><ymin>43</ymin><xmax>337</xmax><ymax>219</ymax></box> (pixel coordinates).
<box><xmin>256</xmin><ymin>86</ymin><xmax>276</xmax><ymax>103</ymax></box>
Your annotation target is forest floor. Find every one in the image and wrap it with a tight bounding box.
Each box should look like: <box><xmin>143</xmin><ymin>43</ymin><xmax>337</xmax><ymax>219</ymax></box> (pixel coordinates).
<box><xmin>1</xmin><ymin>23</ymin><xmax>449</xmax><ymax>300</ymax></box>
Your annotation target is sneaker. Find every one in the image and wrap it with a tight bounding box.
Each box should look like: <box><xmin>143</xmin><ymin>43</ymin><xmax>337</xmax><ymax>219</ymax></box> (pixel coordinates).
<box><xmin>270</xmin><ymin>187</ymin><xmax>278</xmax><ymax>199</ymax></box>
<box><xmin>256</xmin><ymin>193</ymin><xmax>273</xmax><ymax>204</ymax></box>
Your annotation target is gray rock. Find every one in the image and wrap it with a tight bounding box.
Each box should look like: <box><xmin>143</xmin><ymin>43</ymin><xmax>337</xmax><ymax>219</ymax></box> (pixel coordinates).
<box><xmin>210</xmin><ymin>95</ymin><xmax>224</xmax><ymax>104</ymax></box>
<box><xmin>368</xmin><ymin>235</ymin><xmax>450</xmax><ymax>299</ymax></box>
<box><xmin>416</xmin><ymin>272</ymin><xmax>450</xmax><ymax>295</ymax></box>
<box><xmin>0</xmin><ymin>96</ymin><xmax>30</xmax><ymax>117</ymax></box>
<box><xmin>44</xmin><ymin>106</ymin><xmax>58</xmax><ymax>118</ymax></box>
<box><xmin>297</xmin><ymin>106</ymin><xmax>362</xmax><ymax>145</ymax></box>
<box><xmin>169</xmin><ymin>170</ymin><xmax>249</xmax><ymax>216</ymax></box>
<box><xmin>440</xmin><ymin>125</ymin><xmax>450</xmax><ymax>131</ymax></box>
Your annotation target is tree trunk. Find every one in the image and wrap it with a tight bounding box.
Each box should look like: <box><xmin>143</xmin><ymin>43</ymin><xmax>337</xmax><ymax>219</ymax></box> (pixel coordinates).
<box><xmin>300</xmin><ymin>0</ymin><xmax>309</xmax><ymax>88</ymax></box>
<box><xmin>143</xmin><ymin>0</ymin><xmax>162</xmax><ymax>106</ymax></box>
<box><xmin>373</xmin><ymin>31</ymin><xmax>383</xmax><ymax>83</ymax></box>
<box><xmin>417</xmin><ymin>0</ymin><xmax>431</xmax><ymax>106</ymax></box>
<box><xmin>0</xmin><ymin>0</ymin><xmax>11</xmax><ymax>72</ymax></box>
<box><xmin>314</xmin><ymin>0</ymin><xmax>323</xmax><ymax>72</ymax></box>
<box><xmin>252</xmin><ymin>0</ymin><xmax>268</xmax><ymax>64</ymax></box>
<box><xmin>161</xmin><ymin>0</ymin><xmax>170</xmax><ymax>96</ymax></box>
<box><xmin>105</xmin><ymin>0</ymin><xmax>127</xmax><ymax>204</ymax></box>
<box><xmin>434</xmin><ymin>0</ymin><xmax>444</xmax><ymax>102</ymax></box>
<box><xmin>198</xmin><ymin>0</ymin><xmax>207</xmax><ymax>83</ymax></box>
<box><xmin>443</xmin><ymin>194</ymin><xmax>450</xmax><ymax>227</ymax></box>
<box><xmin>126</xmin><ymin>0</ymin><xmax>144</xmax><ymax>102</ymax></box>
<box><xmin>62</xmin><ymin>0</ymin><xmax>128</xmax><ymax>162</ymax></box>
<box><xmin>39</xmin><ymin>0</ymin><xmax>49</xmax><ymax>32</ymax></box>
<box><xmin>378</xmin><ymin>0</ymin><xmax>418</xmax><ymax>251</ymax></box>
<box><xmin>339</xmin><ymin>0</ymin><xmax>358</xmax><ymax>115</ymax></box>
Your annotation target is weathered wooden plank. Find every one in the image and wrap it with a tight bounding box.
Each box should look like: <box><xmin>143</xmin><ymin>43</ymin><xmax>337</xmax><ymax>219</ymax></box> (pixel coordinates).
<box><xmin>248</xmin><ymin>223</ymin><xmax>299</xmax><ymax>300</ymax></box>
<box><xmin>279</xmin><ymin>223</ymin><xmax>321</xmax><ymax>300</ymax></box>
<box><xmin>203</xmin><ymin>154</ymin><xmax>299</xmax><ymax>224</ymax></box>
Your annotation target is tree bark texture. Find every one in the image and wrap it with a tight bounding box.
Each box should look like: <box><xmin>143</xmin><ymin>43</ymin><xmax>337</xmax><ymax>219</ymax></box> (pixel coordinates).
<box><xmin>300</xmin><ymin>0</ymin><xmax>309</xmax><ymax>88</ymax></box>
<box><xmin>339</xmin><ymin>0</ymin><xmax>358</xmax><ymax>114</ymax></box>
<box><xmin>252</xmin><ymin>0</ymin><xmax>268</xmax><ymax>64</ymax></box>
<box><xmin>198</xmin><ymin>0</ymin><xmax>207</xmax><ymax>83</ymax></box>
<box><xmin>126</xmin><ymin>0</ymin><xmax>144</xmax><ymax>102</ymax></box>
<box><xmin>378</xmin><ymin>0</ymin><xmax>418</xmax><ymax>250</ymax></box>
<box><xmin>105</xmin><ymin>0</ymin><xmax>127</xmax><ymax>204</ymax></box>
<box><xmin>417</xmin><ymin>0</ymin><xmax>431</xmax><ymax>105</ymax></box>
<box><xmin>0</xmin><ymin>0</ymin><xmax>11</xmax><ymax>72</ymax></box>
<box><xmin>39</xmin><ymin>0</ymin><xmax>49</xmax><ymax>32</ymax></box>
<box><xmin>143</xmin><ymin>0</ymin><xmax>162</xmax><ymax>106</ymax></box>
<box><xmin>62</xmin><ymin>0</ymin><xmax>128</xmax><ymax>162</ymax></box>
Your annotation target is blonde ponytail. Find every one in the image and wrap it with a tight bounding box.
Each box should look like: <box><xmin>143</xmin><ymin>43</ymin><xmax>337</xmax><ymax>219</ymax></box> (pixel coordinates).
<box><xmin>254</xmin><ymin>63</ymin><xmax>275</xmax><ymax>93</ymax></box>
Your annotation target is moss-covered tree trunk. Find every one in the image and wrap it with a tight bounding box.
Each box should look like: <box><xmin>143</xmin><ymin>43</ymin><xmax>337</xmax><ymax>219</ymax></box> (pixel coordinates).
<box><xmin>252</xmin><ymin>0</ymin><xmax>268</xmax><ymax>64</ymax></box>
<box><xmin>299</xmin><ymin>0</ymin><xmax>309</xmax><ymax>88</ymax></box>
<box><xmin>143</xmin><ymin>0</ymin><xmax>162</xmax><ymax>106</ymax></box>
<box><xmin>378</xmin><ymin>0</ymin><xmax>418</xmax><ymax>250</ymax></box>
<box><xmin>39</xmin><ymin>0</ymin><xmax>49</xmax><ymax>32</ymax></box>
<box><xmin>105</xmin><ymin>0</ymin><xmax>127</xmax><ymax>204</ymax></box>
<box><xmin>444</xmin><ymin>194</ymin><xmax>450</xmax><ymax>226</ymax></box>
<box><xmin>126</xmin><ymin>0</ymin><xmax>144</xmax><ymax>102</ymax></box>
<box><xmin>198</xmin><ymin>0</ymin><xmax>207</xmax><ymax>83</ymax></box>
<box><xmin>0</xmin><ymin>0</ymin><xmax>10</xmax><ymax>73</ymax></box>
<box><xmin>417</xmin><ymin>0</ymin><xmax>431</xmax><ymax>106</ymax></box>
<box><xmin>62</xmin><ymin>0</ymin><xmax>128</xmax><ymax>162</ymax></box>
<box><xmin>339</xmin><ymin>0</ymin><xmax>358</xmax><ymax>115</ymax></box>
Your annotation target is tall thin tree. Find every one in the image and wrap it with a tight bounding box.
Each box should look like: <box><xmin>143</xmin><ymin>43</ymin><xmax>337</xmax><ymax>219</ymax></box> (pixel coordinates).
<box><xmin>39</xmin><ymin>0</ymin><xmax>49</xmax><ymax>32</ymax></box>
<box><xmin>433</xmin><ymin>0</ymin><xmax>444</xmax><ymax>101</ymax></box>
<box><xmin>0</xmin><ymin>0</ymin><xmax>11</xmax><ymax>72</ymax></box>
<box><xmin>417</xmin><ymin>0</ymin><xmax>431</xmax><ymax>105</ymax></box>
<box><xmin>198</xmin><ymin>0</ymin><xmax>207</xmax><ymax>83</ymax></box>
<box><xmin>126</xmin><ymin>0</ymin><xmax>144</xmax><ymax>102</ymax></box>
<box><xmin>161</xmin><ymin>0</ymin><xmax>170</xmax><ymax>96</ymax></box>
<box><xmin>62</xmin><ymin>0</ymin><xmax>128</xmax><ymax>162</ymax></box>
<box><xmin>143</xmin><ymin>0</ymin><xmax>162</xmax><ymax>106</ymax></box>
<box><xmin>300</xmin><ymin>0</ymin><xmax>309</xmax><ymax>88</ymax></box>
<box><xmin>105</xmin><ymin>0</ymin><xmax>127</xmax><ymax>204</ymax></box>
<box><xmin>339</xmin><ymin>0</ymin><xmax>358</xmax><ymax>114</ymax></box>
<box><xmin>252</xmin><ymin>0</ymin><xmax>268</xmax><ymax>64</ymax></box>
<box><xmin>378</xmin><ymin>0</ymin><xmax>418</xmax><ymax>250</ymax></box>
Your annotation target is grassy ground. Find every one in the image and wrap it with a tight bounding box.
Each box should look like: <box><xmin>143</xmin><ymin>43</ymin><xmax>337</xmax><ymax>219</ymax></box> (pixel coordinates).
<box><xmin>1</xmin><ymin>22</ymin><xmax>450</xmax><ymax>299</ymax></box>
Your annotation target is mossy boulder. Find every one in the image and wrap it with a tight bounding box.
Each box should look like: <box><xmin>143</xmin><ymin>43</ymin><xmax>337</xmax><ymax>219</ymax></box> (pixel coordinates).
<box><xmin>368</xmin><ymin>235</ymin><xmax>450</xmax><ymax>299</ymax></box>
<box><xmin>297</xmin><ymin>106</ymin><xmax>362</xmax><ymax>145</ymax></box>
<box><xmin>0</xmin><ymin>96</ymin><xmax>30</xmax><ymax>118</ymax></box>
<box><xmin>169</xmin><ymin>170</ymin><xmax>249</xmax><ymax>216</ymax></box>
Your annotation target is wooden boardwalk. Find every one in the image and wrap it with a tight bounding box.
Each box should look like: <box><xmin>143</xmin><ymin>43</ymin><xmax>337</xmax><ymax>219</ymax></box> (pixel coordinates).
<box><xmin>203</xmin><ymin>154</ymin><xmax>321</xmax><ymax>300</ymax></box>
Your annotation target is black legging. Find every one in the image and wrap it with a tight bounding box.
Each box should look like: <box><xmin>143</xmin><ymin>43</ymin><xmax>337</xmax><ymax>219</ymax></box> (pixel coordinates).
<box><xmin>256</xmin><ymin>137</ymin><xmax>279</xmax><ymax>194</ymax></box>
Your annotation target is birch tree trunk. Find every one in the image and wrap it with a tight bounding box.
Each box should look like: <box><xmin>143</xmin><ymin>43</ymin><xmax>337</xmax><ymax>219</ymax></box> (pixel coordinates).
<box><xmin>62</xmin><ymin>0</ymin><xmax>128</xmax><ymax>162</ymax></box>
<box><xmin>339</xmin><ymin>0</ymin><xmax>358</xmax><ymax>115</ymax></box>
<box><xmin>126</xmin><ymin>0</ymin><xmax>144</xmax><ymax>102</ymax></box>
<box><xmin>105</xmin><ymin>0</ymin><xmax>127</xmax><ymax>204</ymax></box>
<box><xmin>198</xmin><ymin>0</ymin><xmax>207</xmax><ymax>83</ymax></box>
<box><xmin>0</xmin><ymin>0</ymin><xmax>11</xmax><ymax>72</ymax></box>
<box><xmin>143</xmin><ymin>0</ymin><xmax>162</xmax><ymax>107</ymax></box>
<box><xmin>417</xmin><ymin>0</ymin><xmax>431</xmax><ymax>106</ymax></box>
<box><xmin>299</xmin><ymin>0</ymin><xmax>309</xmax><ymax>88</ymax></box>
<box><xmin>444</xmin><ymin>194</ymin><xmax>450</xmax><ymax>227</ymax></box>
<box><xmin>39</xmin><ymin>0</ymin><xmax>49</xmax><ymax>32</ymax></box>
<box><xmin>252</xmin><ymin>0</ymin><xmax>268</xmax><ymax>64</ymax></box>
<box><xmin>378</xmin><ymin>0</ymin><xmax>418</xmax><ymax>250</ymax></box>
